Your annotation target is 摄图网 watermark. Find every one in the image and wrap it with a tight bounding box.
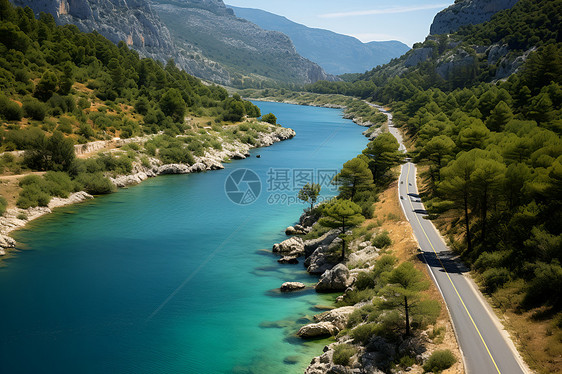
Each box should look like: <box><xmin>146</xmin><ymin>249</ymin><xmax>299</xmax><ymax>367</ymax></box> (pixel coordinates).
<box><xmin>224</xmin><ymin>168</ymin><xmax>338</xmax><ymax>205</ymax></box>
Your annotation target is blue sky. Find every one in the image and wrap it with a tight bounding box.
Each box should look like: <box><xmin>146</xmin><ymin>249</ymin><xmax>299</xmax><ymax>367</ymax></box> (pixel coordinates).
<box><xmin>224</xmin><ymin>0</ymin><xmax>455</xmax><ymax>46</ymax></box>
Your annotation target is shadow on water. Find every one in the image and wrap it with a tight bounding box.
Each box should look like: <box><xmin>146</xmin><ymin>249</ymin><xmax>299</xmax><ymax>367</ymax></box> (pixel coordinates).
<box><xmin>417</xmin><ymin>250</ymin><xmax>470</xmax><ymax>274</ymax></box>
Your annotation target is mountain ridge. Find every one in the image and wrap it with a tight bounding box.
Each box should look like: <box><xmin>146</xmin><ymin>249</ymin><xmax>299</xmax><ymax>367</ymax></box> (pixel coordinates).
<box><xmin>228</xmin><ymin>5</ymin><xmax>410</xmax><ymax>75</ymax></box>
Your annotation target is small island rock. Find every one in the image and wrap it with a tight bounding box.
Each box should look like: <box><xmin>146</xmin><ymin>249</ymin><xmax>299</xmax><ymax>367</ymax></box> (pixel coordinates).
<box><xmin>280</xmin><ymin>282</ymin><xmax>306</xmax><ymax>292</ymax></box>
<box><xmin>297</xmin><ymin>322</ymin><xmax>339</xmax><ymax>338</ymax></box>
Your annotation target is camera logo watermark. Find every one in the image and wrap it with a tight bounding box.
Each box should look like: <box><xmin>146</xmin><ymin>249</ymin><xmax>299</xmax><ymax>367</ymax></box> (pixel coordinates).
<box><xmin>225</xmin><ymin>168</ymin><xmax>338</xmax><ymax>206</ymax></box>
<box><xmin>225</xmin><ymin>168</ymin><xmax>262</xmax><ymax>205</ymax></box>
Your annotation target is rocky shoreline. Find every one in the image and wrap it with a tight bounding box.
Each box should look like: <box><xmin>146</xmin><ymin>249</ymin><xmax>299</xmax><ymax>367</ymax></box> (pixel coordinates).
<box><xmin>271</xmin><ymin>211</ymin><xmax>389</xmax><ymax>373</ymax></box>
<box><xmin>0</xmin><ymin>125</ymin><xmax>295</xmax><ymax>254</ymax></box>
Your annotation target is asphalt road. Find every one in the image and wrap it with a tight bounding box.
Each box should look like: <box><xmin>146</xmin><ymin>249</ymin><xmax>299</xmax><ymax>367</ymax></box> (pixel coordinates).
<box><xmin>371</xmin><ymin>104</ymin><xmax>529</xmax><ymax>374</ymax></box>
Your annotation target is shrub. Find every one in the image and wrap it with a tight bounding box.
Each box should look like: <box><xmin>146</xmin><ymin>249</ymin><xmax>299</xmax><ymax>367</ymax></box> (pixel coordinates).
<box><xmin>23</xmin><ymin>98</ymin><xmax>47</xmax><ymax>121</ymax></box>
<box><xmin>333</xmin><ymin>344</ymin><xmax>356</xmax><ymax>366</ymax></box>
<box><xmin>481</xmin><ymin>268</ymin><xmax>511</xmax><ymax>293</ymax></box>
<box><xmin>17</xmin><ymin>185</ymin><xmax>51</xmax><ymax>208</ymax></box>
<box><xmin>372</xmin><ymin>231</ymin><xmax>392</xmax><ymax>249</ymax></box>
<box><xmin>0</xmin><ymin>195</ymin><xmax>7</xmax><ymax>215</ymax></box>
<box><xmin>75</xmin><ymin>172</ymin><xmax>115</xmax><ymax>195</ymax></box>
<box><xmin>355</xmin><ymin>271</ymin><xmax>376</xmax><ymax>290</ymax></box>
<box><xmin>350</xmin><ymin>323</ymin><xmax>378</xmax><ymax>345</ymax></box>
<box><xmin>261</xmin><ymin>113</ymin><xmax>277</xmax><ymax>125</ymax></box>
<box><xmin>423</xmin><ymin>350</ymin><xmax>456</xmax><ymax>373</ymax></box>
<box><xmin>0</xmin><ymin>95</ymin><xmax>23</xmax><ymax>121</ymax></box>
<box><xmin>474</xmin><ymin>251</ymin><xmax>509</xmax><ymax>271</ymax></box>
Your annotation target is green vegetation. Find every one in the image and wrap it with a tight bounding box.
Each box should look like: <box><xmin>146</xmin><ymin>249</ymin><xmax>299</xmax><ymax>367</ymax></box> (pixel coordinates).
<box><xmin>0</xmin><ymin>195</ymin><xmax>7</xmax><ymax>215</ymax></box>
<box><xmin>299</xmin><ymin>0</ymin><xmax>562</xmax><ymax>327</ymax></box>
<box><xmin>297</xmin><ymin>183</ymin><xmax>321</xmax><ymax>212</ymax></box>
<box><xmin>332</xmin><ymin>344</ymin><xmax>356</xmax><ymax>366</ymax></box>
<box><xmin>343</xmin><ymin>255</ymin><xmax>440</xmax><ymax>342</ymax></box>
<box><xmin>372</xmin><ymin>230</ymin><xmax>392</xmax><ymax>249</ymax></box>
<box><xmin>423</xmin><ymin>350</ymin><xmax>456</xmax><ymax>373</ymax></box>
<box><xmin>319</xmin><ymin>199</ymin><xmax>365</xmax><ymax>261</ymax></box>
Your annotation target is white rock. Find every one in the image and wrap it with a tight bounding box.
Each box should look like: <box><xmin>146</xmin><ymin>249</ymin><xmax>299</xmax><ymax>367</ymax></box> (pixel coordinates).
<box><xmin>314</xmin><ymin>306</ymin><xmax>356</xmax><ymax>330</ymax></box>
<box><xmin>297</xmin><ymin>322</ymin><xmax>339</xmax><ymax>338</ymax></box>
<box><xmin>280</xmin><ymin>282</ymin><xmax>306</xmax><ymax>292</ymax></box>
<box><xmin>272</xmin><ymin>237</ymin><xmax>304</xmax><ymax>256</ymax></box>
<box><xmin>316</xmin><ymin>264</ymin><xmax>354</xmax><ymax>293</ymax></box>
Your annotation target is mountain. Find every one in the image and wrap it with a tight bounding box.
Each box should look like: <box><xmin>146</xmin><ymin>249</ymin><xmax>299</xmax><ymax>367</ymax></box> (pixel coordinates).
<box><xmin>430</xmin><ymin>0</ymin><xmax>519</xmax><ymax>35</ymax></box>
<box><xmin>11</xmin><ymin>0</ymin><xmax>335</xmax><ymax>87</ymax></box>
<box><xmin>150</xmin><ymin>0</ymin><xmax>337</xmax><ymax>87</ymax></box>
<box><xmin>229</xmin><ymin>5</ymin><xmax>410</xmax><ymax>76</ymax></box>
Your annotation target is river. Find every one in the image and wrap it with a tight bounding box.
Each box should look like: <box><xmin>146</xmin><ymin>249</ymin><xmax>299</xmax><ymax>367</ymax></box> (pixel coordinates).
<box><xmin>0</xmin><ymin>102</ymin><xmax>368</xmax><ymax>374</ymax></box>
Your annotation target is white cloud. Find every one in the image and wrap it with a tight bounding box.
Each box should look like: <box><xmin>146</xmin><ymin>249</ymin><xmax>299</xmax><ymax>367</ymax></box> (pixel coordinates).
<box><xmin>319</xmin><ymin>4</ymin><xmax>450</xmax><ymax>18</ymax></box>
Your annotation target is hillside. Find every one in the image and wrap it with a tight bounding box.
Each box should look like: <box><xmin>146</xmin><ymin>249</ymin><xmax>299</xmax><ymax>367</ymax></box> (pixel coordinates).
<box><xmin>302</xmin><ymin>0</ymin><xmax>562</xmax><ymax>371</ymax></box>
<box><xmin>10</xmin><ymin>0</ymin><xmax>335</xmax><ymax>87</ymax></box>
<box><xmin>150</xmin><ymin>0</ymin><xmax>336</xmax><ymax>88</ymax></box>
<box><xmin>430</xmin><ymin>0</ymin><xmax>519</xmax><ymax>35</ymax></box>
<box><xmin>229</xmin><ymin>5</ymin><xmax>410</xmax><ymax>75</ymax></box>
<box><xmin>0</xmin><ymin>0</ymin><xmax>291</xmax><ymax>217</ymax></box>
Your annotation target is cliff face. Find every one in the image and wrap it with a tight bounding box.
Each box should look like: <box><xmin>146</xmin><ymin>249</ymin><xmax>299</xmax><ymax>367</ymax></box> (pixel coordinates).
<box><xmin>11</xmin><ymin>0</ymin><xmax>334</xmax><ymax>86</ymax></box>
<box><xmin>430</xmin><ymin>0</ymin><xmax>519</xmax><ymax>35</ymax></box>
<box><xmin>11</xmin><ymin>0</ymin><xmax>174</xmax><ymax>55</ymax></box>
<box><xmin>151</xmin><ymin>0</ymin><xmax>337</xmax><ymax>85</ymax></box>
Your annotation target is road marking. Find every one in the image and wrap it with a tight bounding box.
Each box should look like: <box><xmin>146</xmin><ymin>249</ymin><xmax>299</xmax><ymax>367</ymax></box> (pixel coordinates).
<box><xmin>403</xmin><ymin>163</ymin><xmax>502</xmax><ymax>374</ymax></box>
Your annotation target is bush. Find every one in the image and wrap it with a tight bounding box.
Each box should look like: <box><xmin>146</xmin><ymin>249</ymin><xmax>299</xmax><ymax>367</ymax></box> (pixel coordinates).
<box><xmin>474</xmin><ymin>251</ymin><xmax>509</xmax><ymax>271</ymax></box>
<box><xmin>23</xmin><ymin>98</ymin><xmax>47</xmax><ymax>121</ymax></box>
<box><xmin>423</xmin><ymin>350</ymin><xmax>456</xmax><ymax>373</ymax></box>
<box><xmin>0</xmin><ymin>195</ymin><xmax>7</xmax><ymax>215</ymax></box>
<box><xmin>333</xmin><ymin>344</ymin><xmax>356</xmax><ymax>366</ymax></box>
<box><xmin>75</xmin><ymin>172</ymin><xmax>115</xmax><ymax>195</ymax></box>
<box><xmin>350</xmin><ymin>323</ymin><xmax>378</xmax><ymax>345</ymax></box>
<box><xmin>0</xmin><ymin>95</ymin><xmax>23</xmax><ymax>121</ymax></box>
<box><xmin>261</xmin><ymin>113</ymin><xmax>277</xmax><ymax>125</ymax></box>
<box><xmin>17</xmin><ymin>185</ymin><xmax>51</xmax><ymax>208</ymax></box>
<box><xmin>355</xmin><ymin>271</ymin><xmax>376</xmax><ymax>290</ymax></box>
<box><xmin>372</xmin><ymin>231</ymin><xmax>392</xmax><ymax>249</ymax></box>
<box><xmin>481</xmin><ymin>268</ymin><xmax>511</xmax><ymax>293</ymax></box>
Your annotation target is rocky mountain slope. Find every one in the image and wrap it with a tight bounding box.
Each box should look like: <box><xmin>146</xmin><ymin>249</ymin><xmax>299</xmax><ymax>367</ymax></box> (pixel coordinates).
<box><xmin>229</xmin><ymin>6</ymin><xmax>410</xmax><ymax>75</ymax></box>
<box><xmin>11</xmin><ymin>0</ymin><xmax>335</xmax><ymax>87</ymax></box>
<box><xmin>430</xmin><ymin>0</ymin><xmax>519</xmax><ymax>35</ymax></box>
<box><xmin>151</xmin><ymin>0</ymin><xmax>336</xmax><ymax>86</ymax></box>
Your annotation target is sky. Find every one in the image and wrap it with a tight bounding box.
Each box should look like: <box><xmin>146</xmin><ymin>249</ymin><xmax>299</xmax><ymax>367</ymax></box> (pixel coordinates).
<box><xmin>224</xmin><ymin>0</ymin><xmax>455</xmax><ymax>47</ymax></box>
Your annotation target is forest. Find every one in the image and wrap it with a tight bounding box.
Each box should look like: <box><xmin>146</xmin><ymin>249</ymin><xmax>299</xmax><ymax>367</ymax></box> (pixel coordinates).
<box><xmin>305</xmin><ymin>0</ymin><xmax>562</xmax><ymax>350</ymax></box>
<box><xmin>0</xmin><ymin>0</ymin><xmax>265</xmax><ymax>207</ymax></box>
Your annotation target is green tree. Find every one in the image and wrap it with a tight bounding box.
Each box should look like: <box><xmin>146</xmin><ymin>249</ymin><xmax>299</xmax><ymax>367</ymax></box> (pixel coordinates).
<box><xmin>298</xmin><ymin>183</ymin><xmax>321</xmax><ymax>212</ymax></box>
<box><xmin>261</xmin><ymin>113</ymin><xmax>277</xmax><ymax>125</ymax></box>
<box><xmin>159</xmin><ymin>88</ymin><xmax>186</xmax><ymax>122</ymax></box>
<box><xmin>34</xmin><ymin>70</ymin><xmax>58</xmax><ymax>102</ymax></box>
<box><xmin>362</xmin><ymin>133</ymin><xmax>401</xmax><ymax>181</ymax></box>
<box><xmin>486</xmin><ymin>101</ymin><xmax>513</xmax><ymax>132</ymax></box>
<box><xmin>383</xmin><ymin>262</ymin><xmax>429</xmax><ymax>336</ymax></box>
<box><xmin>333</xmin><ymin>156</ymin><xmax>374</xmax><ymax>200</ymax></box>
<box><xmin>319</xmin><ymin>199</ymin><xmax>365</xmax><ymax>261</ymax></box>
<box><xmin>420</xmin><ymin>135</ymin><xmax>456</xmax><ymax>182</ymax></box>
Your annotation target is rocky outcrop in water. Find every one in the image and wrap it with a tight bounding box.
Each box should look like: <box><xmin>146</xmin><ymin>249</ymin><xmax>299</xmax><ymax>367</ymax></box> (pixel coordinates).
<box><xmin>272</xmin><ymin>236</ymin><xmax>305</xmax><ymax>257</ymax></box>
<box><xmin>297</xmin><ymin>321</ymin><xmax>339</xmax><ymax>339</ymax></box>
<box><xmin>430</xmin><ymin>0</ymin><xmax>519</xmax><ymax>35</ymax></box>
<box><xmin>280</xmin><ymin>282</ymin><xmax>305</xmax><ymax>292</ymax></box>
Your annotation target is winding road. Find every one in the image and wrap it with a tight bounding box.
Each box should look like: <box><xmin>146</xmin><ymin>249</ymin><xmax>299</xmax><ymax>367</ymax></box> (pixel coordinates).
<box><xmin>372</xmin><ymin>104</ymin><xmax>530</xmax><ymax>374</ymax></box>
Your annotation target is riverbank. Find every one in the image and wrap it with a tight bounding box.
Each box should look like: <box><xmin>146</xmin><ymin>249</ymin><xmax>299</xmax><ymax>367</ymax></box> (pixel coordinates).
<box><xmin>0</xmin><ymin>123</ymin><xmax>295</xmax><ymax>254</ymax></box>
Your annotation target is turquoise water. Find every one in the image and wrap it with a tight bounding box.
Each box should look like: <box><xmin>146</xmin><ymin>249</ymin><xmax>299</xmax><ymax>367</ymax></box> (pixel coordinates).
<box><xmin>0</xmin><ymin>102</ymin><xmax>367</xmax><ymax>374</ymax></box>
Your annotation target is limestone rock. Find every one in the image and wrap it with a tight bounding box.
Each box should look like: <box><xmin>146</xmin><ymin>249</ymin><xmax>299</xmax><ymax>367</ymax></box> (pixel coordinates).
<box><xmin>0</xmin><ymin>234</ymin><xmax>16</xmax><ymax>250</ymax></box>
<box><xmin>316</xmin><ymin>264</ymin><xmax>354</xmax><ymax>293</ymax></box>
<box><xmin>190</xmin><ymin>163</ymin><xmax>207</xmax><ymax>172</ymax></box>
<box><xmin>305</xmin><ymin>349</ymin><xmax>335</xmax><ymax>374</ymax></box>
<box><xmin>430</xmin><ymin>0</ymin><xmax>519</xmax><ymax>35</ymax></box>
<box><xmin>278</xmin><ymin>256</ymin><xmax>299</xmax><ymax>265</ymax></box>
<box><xmin>157</xmin><ymin>164</ymin><xmax>191</xmax><ymax>175</ymax></box>
<box><xmin>286</xmin><ymin>224</ymin><xmax>310</xmax><ymax>235</ymax></box>
<box><xmin>314</xmin><ymin>306</ymin><xmax>356</xmax><ymax>330</ymax></box>
<box><xmin>272</xmin><ymin>237</ymin><xmax>304</xmax><ymax>256</ymax></box>
<box><xmin>297</xmin><ymin>322</ymin><xmax>339</xmax><ymax>338</ymax></box>
<box><xmin>48</xmin><ymin>191</ymin><xmax>94</xmax><ymax>209</ymax></box>
<box><xmin>304</xmin><ymin>229</ymin><xmax>339</xmax><ymax>257</ymax></box>
<box><xmin>280</xmin><ymin>282</ymin><xmax>306</xmax><ymax>292</ymax></box>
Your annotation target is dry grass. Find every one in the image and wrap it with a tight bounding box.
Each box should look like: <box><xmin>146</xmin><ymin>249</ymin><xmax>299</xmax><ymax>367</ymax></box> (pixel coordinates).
<box><xmin>361</xmin><ymin>176</ymin><xmax>465</xmax><ymax>374</ymax></box>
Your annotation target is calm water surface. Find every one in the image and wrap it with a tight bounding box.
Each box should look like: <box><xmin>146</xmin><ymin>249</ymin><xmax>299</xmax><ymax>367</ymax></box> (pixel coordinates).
<box><xmin>0</xmin><ymin>102</ymin><xmax>368</xmax><ymax>373</ymax></box>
